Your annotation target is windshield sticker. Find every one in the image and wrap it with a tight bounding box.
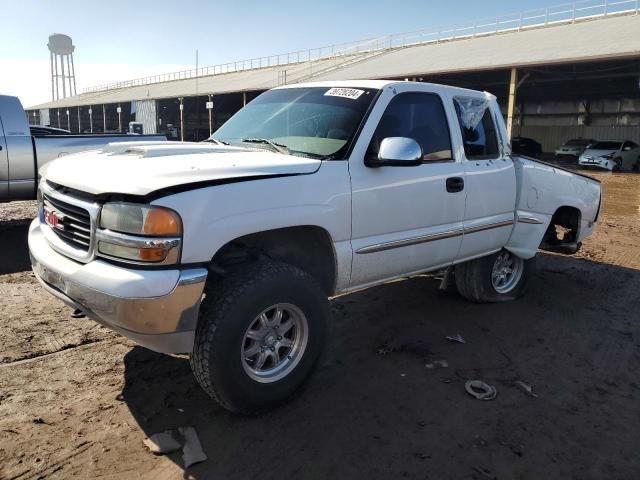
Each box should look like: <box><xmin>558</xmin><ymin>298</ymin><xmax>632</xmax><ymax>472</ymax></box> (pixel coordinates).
<box><xmin>324</xmin><ymin>87</ymin><xmax>365</xmax><ymax>100</ymax></box>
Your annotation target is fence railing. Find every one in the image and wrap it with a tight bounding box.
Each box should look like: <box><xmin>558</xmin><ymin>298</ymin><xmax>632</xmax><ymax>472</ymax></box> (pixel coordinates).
<box><xmin>83</xmin><ymin>0</ymin><xmax>639</xmax><ymax>94</ymax></box>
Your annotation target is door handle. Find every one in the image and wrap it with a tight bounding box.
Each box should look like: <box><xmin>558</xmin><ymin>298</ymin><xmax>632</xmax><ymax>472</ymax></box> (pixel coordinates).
<box><xmin>446</xmin><ymin>177</ymin><xmax>464</xmax><ymax>193</ymax></box>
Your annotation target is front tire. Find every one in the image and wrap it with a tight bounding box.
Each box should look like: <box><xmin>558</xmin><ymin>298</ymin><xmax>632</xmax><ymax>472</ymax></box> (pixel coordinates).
<box><xmin>190</xmin><ymin>260</ymin><xmax>330</xmax><ymax>414</ymax></box>
<box><xmin>612</xmin><ymin>157</ymin><xmax>622</xmax><ymax>172</ymax></box>
<box><xmin>455</xmin><ymin>250</ymin><xmax>535</xmax><ymax>303</ymax></box>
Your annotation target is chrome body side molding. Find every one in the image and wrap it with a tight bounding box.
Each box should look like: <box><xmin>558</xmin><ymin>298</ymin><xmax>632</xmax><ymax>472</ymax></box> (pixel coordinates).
<box><xmin>356</xmin><ymin>219</ymin><xmax>515</xmax><ymax>254</ymax></box>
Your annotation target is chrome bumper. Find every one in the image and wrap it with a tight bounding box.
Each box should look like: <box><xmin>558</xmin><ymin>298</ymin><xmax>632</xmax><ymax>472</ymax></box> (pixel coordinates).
<box><xmin>28</xmin><ymin>219</ymin><xmax>207</xmax><ymax>354</ymax></box>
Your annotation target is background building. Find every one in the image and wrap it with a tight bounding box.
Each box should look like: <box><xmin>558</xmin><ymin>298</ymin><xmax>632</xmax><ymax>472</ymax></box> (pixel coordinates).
<box><xmin>27</xmin><ymin>1</ymin><xmax>640</xmax><ymax>152</ymax></box>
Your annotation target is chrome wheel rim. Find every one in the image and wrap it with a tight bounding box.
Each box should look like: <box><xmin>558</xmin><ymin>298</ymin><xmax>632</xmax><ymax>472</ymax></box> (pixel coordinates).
<box><xmin>491</xmin><ymin>251</ymin><xmax>524</xmax><ymax>294</ymax></box>
<box><xmin>241</xmin><ymin>303</ymin><xmax>309</xmax><ymax>383</ymax></box>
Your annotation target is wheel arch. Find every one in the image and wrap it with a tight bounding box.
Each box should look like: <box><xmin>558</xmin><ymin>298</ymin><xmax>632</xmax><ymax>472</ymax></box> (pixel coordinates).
<box><xmin>208</xmin><ymin>225</ymin><xmax>338</xmax><ymax>296</ymax></box>
<box><xmin>545</xmin><ymin>205</ymin><xmax>582</xmax><ymax>242</ymax></box>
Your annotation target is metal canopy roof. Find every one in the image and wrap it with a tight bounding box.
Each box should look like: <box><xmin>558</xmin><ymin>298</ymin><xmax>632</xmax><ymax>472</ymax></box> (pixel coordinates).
<box><xmin>29</xmin><ymin>12</ymin><xmax>640</xmax><ymax>110</ymax></box>
<box><xmin>312</xmin><ymin>13</ymin><xmax>640</xmax><ymax>81</ymax></box>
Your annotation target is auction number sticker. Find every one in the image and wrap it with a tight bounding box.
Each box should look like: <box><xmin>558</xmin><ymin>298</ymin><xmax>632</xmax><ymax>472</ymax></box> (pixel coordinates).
<box><xmin>324</xmin><ymin>87</ymin><xmax>365</xmax><ymax>100</ymax></box>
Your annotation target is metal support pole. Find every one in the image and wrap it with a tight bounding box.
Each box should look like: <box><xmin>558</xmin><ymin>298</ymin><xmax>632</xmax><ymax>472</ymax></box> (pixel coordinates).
<box><xmin>60</xmin><ymin>55</ymin><xmax>67</xmax><ymax>98</ymax></box>
<box><xmin>66</xmin><ymin>56</ymin><xmax>72</xmax><ymax>96</ymax></box>
<box><xmin>50</xmin><ymin>52</ymin><xmax>55</xmax><ymax>102</ymax></box>
<box><xmin>54</xmin><ymin>55</ymin><xmax>60</xmax><ymax>101</ymax></box>
<box><xmin>118</xmin><ymin>105</ymin><xmax>122</xmax><ymax>132</ymax></box>
<box><xmin>179</xmin><ymin>98</ymin><xmax>184</xmax><ymax>142</ymax></box>
<box><xmin>77</xmin><ymin>106</ymin><xmax>81</xmax><ymax>133</ymax></box>
<box><xmin>70</xmin><ymin>54</ymin><xmax>77</xmax><ymax>96</ymax></box>
<box><xmin>507</xmin><ymin>67</ymin><xmax>518</xmax><ymax>140</ymax></box>
<box><xmin>102</xmin><ymin>105</ymin><xmax>106</xmax><ymax>132</ymax></box>
<box><xmin>208</xmin><ymin>95</ymin><xmax>212</xmax><ymax>136</ymax></box>
<box><xmin>89</xmin><ymin>107</ymin><xmax>93</xmax><ymax>133</ymax></box>
<box><xmin>243</xmin><ymin>92</ymin><xmax>247</xmax><ymax>107</ymax></box>
<box><xmin>57</xmin><ymin>110</ymin><xmax>61</xmax><ymax>128</ymax></box>
<box><xmin>66</xmin><ymin>110</ymin><xmax>70</xmax><ymax>131</ymax></box>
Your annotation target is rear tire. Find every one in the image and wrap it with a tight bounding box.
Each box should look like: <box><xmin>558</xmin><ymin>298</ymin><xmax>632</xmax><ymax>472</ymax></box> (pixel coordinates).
<box><xmin>455</xmin><ymin>250</ymin><xmax>535</xmax><ymax>303</ymax></box>
<box><xmin>190</xmin><ymin>260</ymin><xmax>330</xmax><ymax>414</ymax></box>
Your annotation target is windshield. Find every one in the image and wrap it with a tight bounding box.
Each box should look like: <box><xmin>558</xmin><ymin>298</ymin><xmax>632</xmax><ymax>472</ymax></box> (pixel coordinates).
<box><xmin>590</xmin><ymin>141</ymin><xmax>621</xmax><ymax>150</ymax></box>
<box><xmin>209</xmin><ymin>87</ymin><xmax>377</xmax><ymax>158</ymax></box>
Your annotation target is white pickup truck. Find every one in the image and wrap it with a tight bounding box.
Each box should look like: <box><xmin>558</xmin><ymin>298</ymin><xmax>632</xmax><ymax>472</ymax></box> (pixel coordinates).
<box><xmin>29</xmin><ymin>81</ymin><xmax>601</xmax><ymax>413</ymax></box>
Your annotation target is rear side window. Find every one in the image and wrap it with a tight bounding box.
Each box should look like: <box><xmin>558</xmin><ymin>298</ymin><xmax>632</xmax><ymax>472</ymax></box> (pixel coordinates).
<box><xmin>454</xmin><ymin>102</ymin><xmax>499</xmax><ymax>159</ymax></box>
<box><xmin>367</xmin><ymin>92</ymin><xmax>453</xmax><ymax>162</ymax></box>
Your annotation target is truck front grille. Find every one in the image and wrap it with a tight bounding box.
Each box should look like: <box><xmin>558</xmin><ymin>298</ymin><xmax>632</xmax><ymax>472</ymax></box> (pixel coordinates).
<box><xmin>43</xmin><ymin>193</ymin><xmax>92</xmax><ymax>252</ymax></box>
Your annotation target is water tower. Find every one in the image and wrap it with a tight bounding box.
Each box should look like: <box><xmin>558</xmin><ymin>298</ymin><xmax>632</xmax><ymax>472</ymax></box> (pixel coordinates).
<box><xmin>48</xmin><ymin>34</ymin><xmax>77</xmax><ymax>101</ymax></box>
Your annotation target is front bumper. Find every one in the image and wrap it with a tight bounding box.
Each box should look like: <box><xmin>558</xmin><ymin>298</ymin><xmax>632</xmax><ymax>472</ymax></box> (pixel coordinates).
<box><xmin>28</xmin><ymin>219</ymin><xmax>207</xmax><ymax>354</ymax></box>
<box><xmin>578</xmin><ymin>157</ymin><xmax>614</xmax><ymax>171</ymax></box>
<box><xmin>555</xmin><ymin>149</ymin><xmax>580</xmax><ymax>157</ymax></box>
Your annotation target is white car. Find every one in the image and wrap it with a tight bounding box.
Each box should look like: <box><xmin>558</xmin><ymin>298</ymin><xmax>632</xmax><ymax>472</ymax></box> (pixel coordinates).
<box><xmin>578</xmin><ymin>140</ymin><xmax>640</xmax><ymax>171</ymax></box>
<box><xmin>28</xmin><ymin>80</ymin><xmax>602</xmax><ymax>414</ymax></box>
<box><xmin>555</xmin><ymin>138</ymin><xmax>596</xmax><ymax>159</ymax></box>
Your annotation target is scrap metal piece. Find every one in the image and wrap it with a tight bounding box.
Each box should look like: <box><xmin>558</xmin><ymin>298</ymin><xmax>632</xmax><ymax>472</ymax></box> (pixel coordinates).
<box><xmin>515</xmin><ymin>380</ymin><xmax>538</xmax><ymax>398</ymax></box>
<box><xmin>445</xmin><ymin>334</ymin><xmax>465</xmax><ymax>344</ymax></box>
<box><xmin>425</xmin><ymin>360</ymin><xmax>449</xmax><ymax>369</ymax></box>
<box><xmin>465</xmin><ymin>380</ymin><xmax>497</xmax><ymax>400</ymax></box>
<box><xmin>179</xmin><ymin>426</ymin><xmax>207</xmax><ymax>468</ymax></box>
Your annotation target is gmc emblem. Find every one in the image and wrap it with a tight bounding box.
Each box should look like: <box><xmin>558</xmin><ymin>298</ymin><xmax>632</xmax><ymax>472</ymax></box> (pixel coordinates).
<box><xmin>44</xmin><ymin>206</ymin><xmax>65</xmax><ymax>231</ymax></box>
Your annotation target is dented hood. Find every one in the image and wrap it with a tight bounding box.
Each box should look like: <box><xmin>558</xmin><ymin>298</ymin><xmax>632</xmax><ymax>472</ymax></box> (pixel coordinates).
<box><xmin>41</xmin><ymin>142</ymin><xmax>321</xmax><ymax>196</ymax></box>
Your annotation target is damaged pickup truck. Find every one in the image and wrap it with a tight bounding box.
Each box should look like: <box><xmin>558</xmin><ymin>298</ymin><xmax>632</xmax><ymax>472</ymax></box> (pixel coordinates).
<box><xmin>29</xmin><ymin>81</ymin><xmax>601</xmax><ymax>413</ymax></box>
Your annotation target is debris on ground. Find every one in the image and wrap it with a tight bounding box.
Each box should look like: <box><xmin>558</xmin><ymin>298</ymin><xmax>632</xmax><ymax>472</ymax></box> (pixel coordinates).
<box><xmin>143</xmin><ymin>431</ymin><xmax>182</xmax><ymax>455</ymax></box>
<box><xmin>377</xmin><ymin>342</ymin><xmax>393</xmax><ymax>356</ymax></box>
<box><xmin>425</xmin><ymin>360</ymin><xmax>449</xmax><ymax>369</ymax></box>
<box><xmin>445</xmin><ymin>334</ymin><xmax>465</xmax><ymax>344</ymax></box>
<box><xmin>465</xmin><ymin>380</ymin><xmax>497</xmax><ymax>400</ymax></box>
<box><xmin>472</xmin><ymin>466</ymin><xmax>497</xmax><ymax>479</ymax></box>
<box><xmin>377</xmin><ymin>341</ymin><xmax>406</xmax><ymax>356</ymax></box>
<box><xmin>474</xmin><ymin>435</ymin><xmax>488</xmax><ymax>447</ymax></box>
<box><xmin>180</xmin><ymin>426</ymin><xmax>208</xmax><ymax>468</ymax></box>
<box><xmin>515</xmin><ymin>380</ymin><xmax>538</xmax><ymax>398</ymax></box>
<box><xmin>413</xmin><ymin>452</ymin><xmax>432</xmax><ymax>460</ymax></box>
<box><xmin>70</xmin><ymin>308</ymin><xmax>86</xmax><ymax>319</ymax></box>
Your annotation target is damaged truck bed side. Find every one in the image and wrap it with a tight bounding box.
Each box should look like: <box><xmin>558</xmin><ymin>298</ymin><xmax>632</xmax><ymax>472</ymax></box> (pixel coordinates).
<box><xmin>28</xmin><ymin>80</ymin><xmax>601</xmax><ymax>414</ymax></box>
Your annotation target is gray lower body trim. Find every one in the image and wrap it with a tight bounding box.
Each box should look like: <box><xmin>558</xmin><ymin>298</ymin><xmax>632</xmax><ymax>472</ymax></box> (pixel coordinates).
<box><xmin>356</xmin><ymin>219</ymin><xmax>514</xmax><ymax>255</ymax></box>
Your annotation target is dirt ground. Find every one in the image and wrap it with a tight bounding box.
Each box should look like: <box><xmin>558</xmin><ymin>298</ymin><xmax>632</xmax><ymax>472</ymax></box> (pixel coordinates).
<box><xmin>1</xmin><ymin>170</ymin><xmax>639</xmax><ymax>480</ymax></box>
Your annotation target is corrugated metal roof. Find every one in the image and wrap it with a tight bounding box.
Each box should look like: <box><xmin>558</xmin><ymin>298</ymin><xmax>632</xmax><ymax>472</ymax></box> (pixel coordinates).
<box><xmin>29</xmin><ymin>13</ymin><xmax>640</xmax><ymax>110</ymax></box>
<box><xmin>312</xmin><ymin>13</ymin><xmax>640</xmax><ymax>81</ymax></box>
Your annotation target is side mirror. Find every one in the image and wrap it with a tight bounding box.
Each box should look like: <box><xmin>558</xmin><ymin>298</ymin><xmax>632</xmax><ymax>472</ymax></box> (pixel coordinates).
<box><xmin>367</xmin><ymin>137</ymin><xmax>423</xmax><ymax>167</ymax></box>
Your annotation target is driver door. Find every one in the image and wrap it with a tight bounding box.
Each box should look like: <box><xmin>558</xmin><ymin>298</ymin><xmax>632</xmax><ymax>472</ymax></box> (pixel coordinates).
<box><xmin>348</xmin><ymin>85</ymin><xmax>466</xmax><ymax>289</ymax></box>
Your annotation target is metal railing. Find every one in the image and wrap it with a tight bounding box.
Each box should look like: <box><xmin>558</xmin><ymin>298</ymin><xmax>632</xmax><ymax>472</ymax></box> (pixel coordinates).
<box><xmin>83</xmin><ymin>0</ymin><xmax>639</xmax><ymax>94</ymax></box>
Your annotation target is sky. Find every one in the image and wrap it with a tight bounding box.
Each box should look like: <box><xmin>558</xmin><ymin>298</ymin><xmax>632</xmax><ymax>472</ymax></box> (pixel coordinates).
<box><xmin>0</xmin><ymin>0</ymin><xmax>565</xmax><ymax>108</ymax></box>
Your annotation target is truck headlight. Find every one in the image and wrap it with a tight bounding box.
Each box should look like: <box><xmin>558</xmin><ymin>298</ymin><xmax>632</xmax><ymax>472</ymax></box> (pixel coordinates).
<box><xmin>97</xmin><ymin>203</ymin><xmax>182</xmax><ymax>264</ymax></box>
<box><xmin>100</xmin><ymin>203</ymin><xmax>181</xmax><ymax>236</ymax></box>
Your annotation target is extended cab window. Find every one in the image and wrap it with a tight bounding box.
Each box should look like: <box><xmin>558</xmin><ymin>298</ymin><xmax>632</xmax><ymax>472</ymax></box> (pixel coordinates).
<box><xmin>367</xmin><ymin>92</ymin><xmax>453</xmax><ymax>162</ymax></box>
<box><xmin>454</xmin><ymin>100</ymin><xmax>499</xmax><ymax>160</ymax></box>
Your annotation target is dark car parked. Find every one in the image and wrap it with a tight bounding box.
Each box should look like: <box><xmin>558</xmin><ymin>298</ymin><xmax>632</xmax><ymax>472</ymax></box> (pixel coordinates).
<box><xmin>511</xmin><ymin>136</ymin><xmax>543</xmax><ymax>158</ymax></box>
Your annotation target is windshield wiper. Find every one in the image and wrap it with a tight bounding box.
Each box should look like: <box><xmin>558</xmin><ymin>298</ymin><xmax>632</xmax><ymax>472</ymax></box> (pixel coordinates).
<box><xmin>241</xmin><ymin>138</ymin><xmax>289</xmax><ymax>155</ymax></box>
